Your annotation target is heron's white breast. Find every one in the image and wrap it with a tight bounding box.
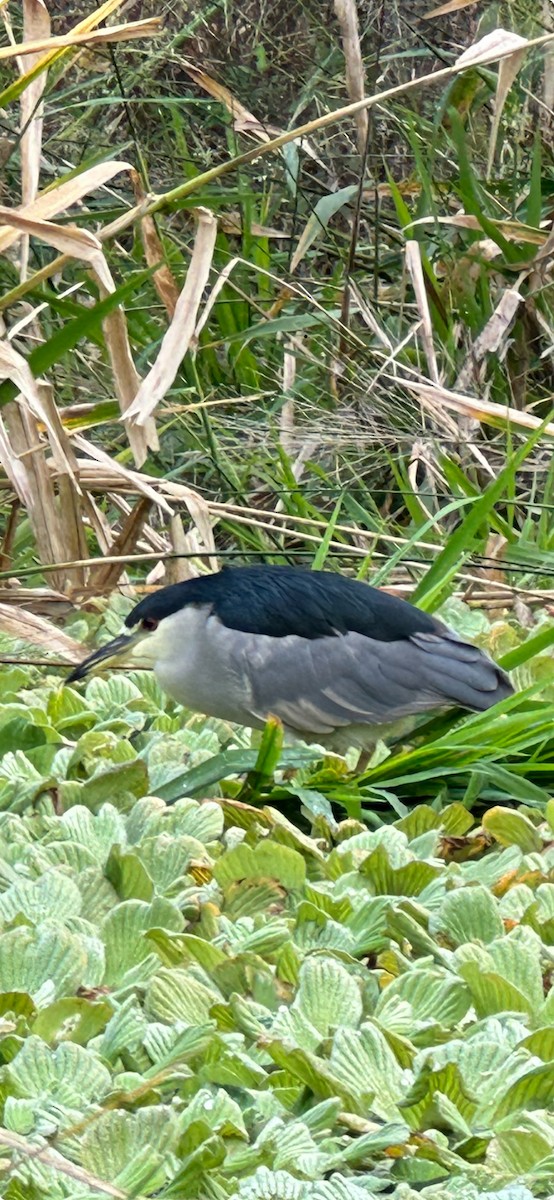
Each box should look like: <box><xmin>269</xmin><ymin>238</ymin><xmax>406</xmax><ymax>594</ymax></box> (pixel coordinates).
<box><xmin>148</xmin><ymin>605</ymin><xmax>259</xmax><ymax>726</ymax></box>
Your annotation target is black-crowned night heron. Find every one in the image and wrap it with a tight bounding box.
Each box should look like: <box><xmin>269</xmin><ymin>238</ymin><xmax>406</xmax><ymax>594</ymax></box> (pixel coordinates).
<box><xmin>67</xmin><ymin>564</ymin><xmax>513</xmax><ymax>753</ymax></box>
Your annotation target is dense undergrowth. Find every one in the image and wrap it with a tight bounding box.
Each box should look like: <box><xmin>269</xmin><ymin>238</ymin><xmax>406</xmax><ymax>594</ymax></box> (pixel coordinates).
<box><xmin>0</xmin><ymin>0</ymin><xmax>553</xmax><ymax>1196</ymax></box>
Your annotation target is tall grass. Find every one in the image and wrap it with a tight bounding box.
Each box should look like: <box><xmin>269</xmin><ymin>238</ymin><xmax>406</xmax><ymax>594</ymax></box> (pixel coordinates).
<box><xmin>0</xmin><ymin>1</ymin><xmax>552</xmax><ymax>630</ymax></box>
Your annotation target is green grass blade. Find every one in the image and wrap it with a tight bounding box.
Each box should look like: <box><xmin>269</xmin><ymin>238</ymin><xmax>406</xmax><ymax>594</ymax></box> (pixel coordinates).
<box><xmin>499</xmin><ymin>624</ymin><xmax>554</xmax><ymax>671</ymax></box>
<box><xmin>0</xmin><ymin>269</ymin><xmax>154</xmax><ymax>410</ymax></box>
<box><xmin>312</xmin><ymin>496</ymin><xmax>345</xmax><ymax>570</ymax></box>
<box><xmin>411</xmin><ymin>419</ymin><xmax>552</xmax><ymax>611</ymax></box>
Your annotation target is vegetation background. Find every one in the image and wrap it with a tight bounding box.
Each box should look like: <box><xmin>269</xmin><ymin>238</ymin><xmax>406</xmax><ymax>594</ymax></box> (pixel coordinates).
<box><xmin>0</xmin><ymin>1</ymin><xmax>552</xmax><ymax>1197</ymax></box>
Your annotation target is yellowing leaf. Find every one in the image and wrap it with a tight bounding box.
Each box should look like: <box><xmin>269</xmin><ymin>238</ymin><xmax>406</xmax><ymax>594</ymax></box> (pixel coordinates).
<box><xmin>483</xmin><ymin>807</ymin><xmax>542</xmax><ymax>853</ymax></box>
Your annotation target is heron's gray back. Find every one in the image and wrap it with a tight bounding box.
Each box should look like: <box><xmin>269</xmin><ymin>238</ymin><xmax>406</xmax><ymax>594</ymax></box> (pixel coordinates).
<box><xmin>152</xmin><ymin>605</ymin><xmax>510</xmax><ymax>742</ymax></box>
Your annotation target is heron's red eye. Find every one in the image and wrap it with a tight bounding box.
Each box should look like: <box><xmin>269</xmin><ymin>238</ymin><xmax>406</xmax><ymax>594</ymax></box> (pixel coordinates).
<box><xmin>142</xmin><ymin>617</ymin><xmax>158</xmax><ymax>632</ymax></box>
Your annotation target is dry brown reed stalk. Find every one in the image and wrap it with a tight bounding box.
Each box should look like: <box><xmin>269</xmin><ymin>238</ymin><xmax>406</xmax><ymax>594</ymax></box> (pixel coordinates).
<box><xmin>0</xmin><ymin>15</ymin><xmax>551</xmax><ymax>614</ymax></box>
<box><xmin>333</xmin><ymin>0</ymin><xmax>368</xmax><ymax>157</ymax></box>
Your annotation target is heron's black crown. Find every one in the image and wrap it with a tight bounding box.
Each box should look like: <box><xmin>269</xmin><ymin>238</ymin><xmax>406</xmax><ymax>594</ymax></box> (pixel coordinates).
<box><xmin>126</xmin><ymin>565</ymin><xmax>441</xmax><ymax>642</ymax></box>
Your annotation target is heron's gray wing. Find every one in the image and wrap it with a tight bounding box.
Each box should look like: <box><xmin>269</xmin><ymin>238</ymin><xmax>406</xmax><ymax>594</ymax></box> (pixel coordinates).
<box><xmin>242</xmin><ymin>628</ymin><xmax>510</xmax><ymax>735</ymax></box>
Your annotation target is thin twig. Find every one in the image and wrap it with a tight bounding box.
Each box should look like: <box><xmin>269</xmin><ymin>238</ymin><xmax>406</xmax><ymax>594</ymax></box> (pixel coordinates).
<box><xmin>0</xmin><ymin>1127</ymin><xmax>139</xmax><ymax>1200</ymax></box>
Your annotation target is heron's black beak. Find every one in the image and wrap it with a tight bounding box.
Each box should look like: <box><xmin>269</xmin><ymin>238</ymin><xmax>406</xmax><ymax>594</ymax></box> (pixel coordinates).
<box><xmin>66</xmin><ymin>629</ymin><xmax>143</xmax><ymax>684</ymax></box>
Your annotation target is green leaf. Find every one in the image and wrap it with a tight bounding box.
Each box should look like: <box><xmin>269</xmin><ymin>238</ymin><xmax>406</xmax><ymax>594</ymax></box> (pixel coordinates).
<box><xmin>227</xmin><ymin>1167</ymin><xmax>306</xmax><ymax>1199</ymax></box>
<box><xmin>488</xmin><ymin>1127</ymin><xmax>552</xmax><ymax>1176</ymax></box>
<box><xmin>491</xmin><ymin>1061</ymin><xmax>554</xmax><ymax>1121</ymax></box>
<box><xmin>448</xmin><ymin>106</ymin><xmax>522</xmax><ymax>263</ymax></box>
<box><xmin>499</xmin><ymin>621</ymin><xmax>554</xmax><ymax>671</ymax></box>
<box><xmin>46</xmin><ymin>687</ymin><xmax>96</xmax><ymax>732</ymax></box>
<box><xmin>56</xmin><ymin>804</ymin><xmax>127</xmax><ymax>861</ymax></box>
<box><xmin>164</xmin><ymin>1122</ymin><xmax>226</xmax><ymax>1195</ymax></box>
<box><xmin>291</xmin><ymin>957</ymin><xmax>363</xmax><ymax>1036</ymax></box>
<box><xmin>156</xmin><ymin>746</ymin><xmax>321</xmax><ymax>802</ymax></box>
<box><xmin>263</xmin><ymin>1039</ymin><xmax>359</xmax><ymax>1110</ymax></box>
<box><xmin>215</xmin><ymin>309</ymin><xmax>337</xmax><ymax>348</ymax></box>
<box><xmin>345</xmin><ymin>895</ymin><xmax>391</xmax><ymax>955</ymax></box>
<box><xmin>459</xmin><ymin>961</ymin><xmax>534</xmax><ymax>1019</ymax></box>
<box><xmin>375</xmin><ymin>967</ymin><xmax>470</xmax><ymax>1030</ymax></box>
<box><xmin>486</xmin><ymin>934</ymin><xmax>545</xmax><ymax>1021</ymax></box>
<box><xmin>138</xmin><ymin>833</ymin><xmax>208</xmax><ymax>892</ymax></box>
<box><xmin>0</xmin><ymin>719</ymin><xmax>51</xmax><ymax>758</ymax></box>
<box><xmin>32</xmin><ymin>995</ymin><xmax>111</xmax><ymax>1045</ymax></box>
<box><xmin>527</xmin><ymin>129</ymin><xmax>543</xmax><ymax>229</ymax></box>
<box><xmin>105</xmin><ymin>846</ymin><xmax>154</xmax><ymax>902</ymax></box>
<box><xmin>81</xmin><ymin>759</ymin><xmax>149</xmax><ymax>810</ymax></box>
<box><xmin>163</xmin><ymin>798</ymin><xmax>224</xmax><ymax>844</ymax></box>
<box><xmin>145</xmin><ymin>967</ymin><xmax>221</xmax><ymax>1025</ymax></box>
<box><xmin>400</xmin><ymin>1060</ymin><xmax>476</xmax><ymax>1131</ymax></box>
<box><xmin>213</xmin><ymin>841</ymin><xmax>306</xmax><ymax>891</ymax></box>
<box><xmin>0</xmin><ymin>270</ymin><xmax>155</xmax><ymax>410</ymax></box>
<box><xmin>521</xmin><ymin>1026</ymin><xmax>554</xmax><ymax>1062</ymax></box>
<box><xmin>329</xmin><ymin>1023</ymin><xmax>405</xmax><ymax>1120</ymax></box>
<box><xmin>180</xmin><ymin>1086</ymin><xmax>248</xmax><ymax>1138</ymax></box>
<box><xmin>200</xmin><ymin>1038</ymin><xmax>268</xmax><ymax>1089</ymax></box>
<box><xmin>84</xmin><ymin>674</ymin><xmax>144</xmax><ymax>712</ymax></box>
<box><xmin>433</xmin><ymin>885</ymin><xmax>504</xmax><ymax>946</ymax></box>
<box><xmin>239</xmin><ymin>716</ymin><xmax>284</xmax><ymax>802</ymax></box>
<box><xmin>0</xmin><ymin>870</ymin><xmax>83</xmax><ymax>926</ymax></box>
<box><xmin>361</xmin><ymin>844</ymin><xmax>440</xmax><ymax>896</ymax></box>
<box><xmin>291</xmin><ymin>185</ymin><xmax>358</xmax><ymax>268</ymax></box>
<box><xmin>80</xmin><ymin>1104</ymin><xmax>178</xmax><ymax>1192</ymax></box>
<box><xmin>97</xmin><ymin>993</ymin><xmax>147</xmax><ymax>1062</ymax></box>
<box><xmin>0</xmin><ymin>923</ymin><xmax>103</xmax><ymax>999</ymax></box>
<box><xmin>8</xmin><ymin>1035</ymin><xmax>111</xmax><ymax>1108</ymax></box>
<box><xmin>102</xmin><ymin>898</ymin><xmax>183</xmax><ymax>985</ymax></box>
<box><xmin>482</xmin><ymin>806</ymin><xmax>542</xmax><ymax>854</ymax></box>
<box><xmin>395</xmin><ymin>805</ymin><xmax>441</xmax><ymax>840</ymax></box>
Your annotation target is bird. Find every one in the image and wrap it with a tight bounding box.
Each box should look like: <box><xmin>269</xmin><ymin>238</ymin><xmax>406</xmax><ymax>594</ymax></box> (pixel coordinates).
<box><xmin>67</xmin><ymin>564</ymin><xmax>513</xmax><ymax>755</ymax></box>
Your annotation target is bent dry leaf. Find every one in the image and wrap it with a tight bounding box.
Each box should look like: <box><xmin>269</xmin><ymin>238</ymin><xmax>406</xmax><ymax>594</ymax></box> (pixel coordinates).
<box><xmin>182</xmin><ymin>62</ymin><xmax>273</xmax><ymax>142</ymax></box>
<box><xmin>424</xmin><ymin>0</ymin><xmax>481</xmax><ymax>15</ymax></box>
<box><xmin>487</xmin><ymin>40</ymin><xmax>528</xmax><ymax>176</ymax></box>
<box><xmin>0</xmin><ymin>343</ymin><xmax>76</xmax><ymax>588</ymax></box>
<box><xmin>127</xmin><ymin>208</ymin><xmax>217</xmax><ymax>427</ymax></box>
<box><xmin>455</xmin><ymin>28</ymin><xmax>528</xmax><ymax>70</ymax></box>
<box><xmin>130</xmin><ymin>168</ymin><xmax>180</xmax><ymax>319</ymax></box>
<box><xmin>0</xmin><ymin>338</ymin><xmax>76</xmax><ymax>483</ymax></box>
<box><xmin>403</xmin><ymin>380</ymin><xmax>554</xmax><ymax>441</ymax></box>
<box><xmin>0</xmin><ymin>159</ymin><xmax>133</xmax><ymax>257</ymax></box>
<box><xmin>0</xmin><ymin>604</ymin><xmax>82</xmax><ymax>661</ymax></box>
<box><xmin>0</xmin><ymin>206</ymin><xmax>156</xmax><ymax>466</ymax></box>
<box><xmin>0</xmin><ymin>19</ymin><xmax>162</xmax><ymax>64</ymax></box>
<box><xmin>405</xmin><ymin>240</ymin><xmax>439</xmax><ymax>383</ymax></box>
